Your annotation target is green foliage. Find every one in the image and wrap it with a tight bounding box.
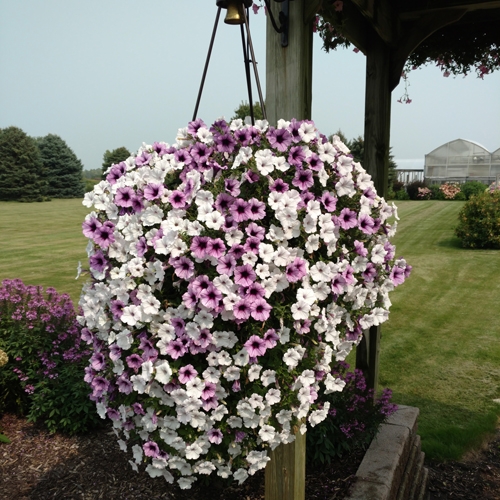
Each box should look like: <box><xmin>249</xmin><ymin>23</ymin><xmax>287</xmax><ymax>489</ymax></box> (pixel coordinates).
<box><xmin>231</xmin><ymin>101</ymin><xmax>264</xmax><ymax>122</ymax></box>
<box><xmin>455</xmin><ymin>191</ymin><xmax>500</xmax><ymax>248</ymax></box>
<box><xmin>37</xmin><ymin>134</ymin><xmax>85</xmax><ymax>198</ymax></box>
<box><xmin>429</xmin><ymin>184</ymin><xmax>445</xmax><ymax>200</ymax></box>
<box><xmin>102</xmin><ymin>147</ymin><xmax>131</xmax><ymax>176</ymax></box>
<box><xmin>0</xmin><ymin>279</ymin><xmax>102</xmax><ymax>434</ymax></box>
<box><xmin>0</xmin><ymin>126</ymin><xmax>47</xmax><ymax>202</ymax></box>
<box><xmin>307</xmin><ymin>362</ymin><xmax>397</xmax><ymax>466</ymax></box>
<box><xmin>406</xmin><ymin>180</ymin><xmax>427</xmax><ymax>200</ymax></box>
<box><xmin>84</xmin><ymin>178</ymin><xmax>100</xmax><ymax>193</ymax></box>
<box><xmin>394</xmin><ymin>189</ymin><xmax>410</xmax><ymax>200</ymax></box>
<box><xmin>461</xmin><ymin>181</ymin><xmax>487</xmax><ymax>200</ymax></box>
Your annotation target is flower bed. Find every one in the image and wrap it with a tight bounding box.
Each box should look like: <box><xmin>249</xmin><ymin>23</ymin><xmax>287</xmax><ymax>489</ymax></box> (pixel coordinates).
<box><xmin>79</xmin><ymin>118</ymin><xmax>410</xmax><ymax>489</ymax></box>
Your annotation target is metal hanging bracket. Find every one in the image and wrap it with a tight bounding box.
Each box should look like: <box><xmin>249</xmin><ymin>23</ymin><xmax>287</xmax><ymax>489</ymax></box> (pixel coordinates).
<box><xmin>265</xmin><ymin>0</ymin><xmax>290</xmax><ymax>47</ymax></box>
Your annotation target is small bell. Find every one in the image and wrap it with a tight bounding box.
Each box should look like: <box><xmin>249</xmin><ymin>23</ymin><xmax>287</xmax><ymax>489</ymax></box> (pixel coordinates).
<box><xmin>216</xmin><ymin>0</ymin><xmax>253</xmax><ymax>25</ymax></box>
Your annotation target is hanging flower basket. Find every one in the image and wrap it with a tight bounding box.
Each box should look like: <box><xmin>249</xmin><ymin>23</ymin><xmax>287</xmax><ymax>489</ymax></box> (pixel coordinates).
<box><xmin>79</xmin><ymin>117</ymin><xmax>410</xmax><ymax>489</ymax></box>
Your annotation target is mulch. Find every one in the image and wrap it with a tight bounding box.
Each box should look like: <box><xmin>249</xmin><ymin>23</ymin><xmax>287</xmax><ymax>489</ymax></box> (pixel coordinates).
<box><xmin>1</xmin><ymin>413</ymin><xmax>499</xmax><ymax>500</ymax></box>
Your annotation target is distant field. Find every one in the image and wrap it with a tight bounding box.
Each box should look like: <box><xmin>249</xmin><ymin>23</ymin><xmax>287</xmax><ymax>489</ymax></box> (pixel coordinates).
<box><xmin>0</xmin><ymin>199</ymin><xmax>90</xmax><ymax>303</ymax></box>
<box><xmin>1</xmin><ymin>198</ymin><xmax>498</xmax><ymax>461</ymax></box>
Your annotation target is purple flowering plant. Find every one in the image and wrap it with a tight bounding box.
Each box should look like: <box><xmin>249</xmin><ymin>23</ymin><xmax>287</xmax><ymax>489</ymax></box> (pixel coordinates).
<box><xmin>306</xmin><ymin>361</ymin><xmax>397</xmax><ymax>466</ymax></box>
<box><xmin>0</xmin><ymin>279</ymin><xmax>100</xmax><ymax>434</ymax></box>
<box><xmin>80</xmin><ymin>117</ymin><xmax>411</xmax><ymax>488</ymax></box>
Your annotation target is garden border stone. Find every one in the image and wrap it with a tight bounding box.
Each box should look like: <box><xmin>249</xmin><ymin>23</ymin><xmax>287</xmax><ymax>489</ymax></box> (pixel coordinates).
<box><xmin>343</xmin><ymin>405</ymin><xmax>429</xmax><ymax>500</ymax></box>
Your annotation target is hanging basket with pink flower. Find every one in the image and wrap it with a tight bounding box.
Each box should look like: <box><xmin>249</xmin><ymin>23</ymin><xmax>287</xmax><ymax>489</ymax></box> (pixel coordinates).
<box><xmin>79</xmin><ymin>117</ymin><xmax>410</xmax><ymax>489</ymax></box>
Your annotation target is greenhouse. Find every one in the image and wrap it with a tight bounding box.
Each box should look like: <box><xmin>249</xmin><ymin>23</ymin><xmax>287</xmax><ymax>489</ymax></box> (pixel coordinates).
<box><xmin>424</xmin><ymin>139</ymin><xmax>500</xmax><ymax>185</ymax></box>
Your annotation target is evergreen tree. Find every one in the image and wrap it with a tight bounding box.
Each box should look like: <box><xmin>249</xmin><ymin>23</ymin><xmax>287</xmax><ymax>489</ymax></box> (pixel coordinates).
<box><xmin>0</xmin><ymin>126</ymin><xmax>46</xmax><ymax>202</ymax></box>
<box><xmin>231</xmin><ymin>101</ymin><xmax>264</xmax><ymax>122</ymax></box>
<box><xmin>37</xmin><ymin>134</ymin><xmax>85</xmax><ymax>198</ymax></box>
<box><xmin>102</xmin><ymin>147</ymin><xmax>131</xmax><ymax>176</ymax></box>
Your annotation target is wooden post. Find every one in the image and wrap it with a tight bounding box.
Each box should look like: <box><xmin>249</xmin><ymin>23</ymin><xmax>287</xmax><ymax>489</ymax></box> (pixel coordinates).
<box><xmin>264</xmin><ymin>430</ymin><xmax>306</xmax><ymax>500</ymax></box>
<box><xmin>355</xmin><ymin>31</ymin><xmax>392</xmax><ymax>393</ymax></box>
<box><xmin>265</xmin><ymin>0</ymin><xmax>314</xmax><ymax>125</ymax></box>
<box><xmin>265</xmin><ymin>1</ymin><xmax>316</xmax><ymax>499</ymax></box>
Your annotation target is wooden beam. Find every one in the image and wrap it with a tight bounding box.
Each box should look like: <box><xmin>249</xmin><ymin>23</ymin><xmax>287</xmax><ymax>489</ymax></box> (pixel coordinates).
<box><xmin>400</xmin><ymin>1</ymin><xmax>500</xmax><ymax>20</ymax></box>
<box><xmin>349</xmin><ymin>0</ymin><xmax>395</xmax><ymax>45</ymax></box>
<box><xmin>389</xmin><ymin>9</ymin><xmax>467</xmax><ymax>91</ymax></box>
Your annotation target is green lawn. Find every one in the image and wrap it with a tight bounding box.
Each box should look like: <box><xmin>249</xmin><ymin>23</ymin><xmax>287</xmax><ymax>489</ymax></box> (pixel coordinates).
<box><xmin>0</xmin><ymin>198</ymin><xmax>498</xmax><ymax>461</ymax></box>
<box><xmin>379</xmin><ymin>200</ymin><xmax>500</xmax><ymax>460</ymax></box>
<box><xmin>0</xmin><ymin>199</ymin><xmax>90</xmax><ymax>302</ymax></box>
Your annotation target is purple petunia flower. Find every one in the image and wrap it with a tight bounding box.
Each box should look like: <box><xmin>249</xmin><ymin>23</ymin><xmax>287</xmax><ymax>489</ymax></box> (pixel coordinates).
<box><xmin>206</xmin><ymin>238</ymin><xmax>226</xmax><ymax>259</ymax></box>
<box><xmin>115</xmin><ymin>187</ymin><xmax>136</xmax><ymax>208</ymax></box>
<box><xmin>321</xmin><ymin>191</ymin><xmax>337</xmax><ymax>212</ymax></box>
<box><xmin>214</xmin><ymin>132</ymin><xmax>236</xmax><ymax>154</ymax></box>
<box><xmin>233</xmin><ymin>299</ymin><xmax>252</xmax><ymax>320</ymax></box>
<box><xmin>191</xmin><ymin>236</ymin><xmax>210</xmax><ymax>259</ymax></box>
<box><xmin>390</xmin><ymin>265</ymin><xmax>405</xmax><ymax>285</ymax></box>
<box><xmin>224</xmin><ymin>178</ymin><xmax>241</xmax><ymax>197</ymax></box>
<box><xmin>247</xmin><ymin>198</ymin><xmax>266</xmax><ymax>220</ymax></box>
<box><xmin>93</xmin><ymin>221</ymin><xmax>116</xmax><ymax>248</ymax></box>
<box><xmin>126</xmin><ymin>354</ymin><xmax>143</xmax><ymax>370</ymax></box>
<box><xmin>267</xmin><ymin>127</ymin><xmax>292</xmax><ymax>152</ymax></box>
<box><xmin>143</xmin><ymin>441</ymin><xmax>160</xmax><ymax>458</ymax></box>
<box><xmin>172</xmin><ymin>256</ymin><xmax>195</xmax><ymax>279</ymax></box>
<box><xmin>270</xmin><ymin>178</ymin><xmax>289</xmax><ymax>194</ymax></box>
<box><xmin>135</xmin><ymin>151</ymin><xmax>152</xmax><ymax>166</ymax></box>
<box><xmin>144</xmin><ymin>183</ymin><xmax>164</xmax><ymax>201</ymax></box>
<box><xmin>288</xmin><ymin>145</ymin><xmax>306</xmax><ymax>167</ymax></box>
<box><xmin>362</xmin><ymin>263</ymin><xmax>377</xmax><ymax>282</ymax></box>
<box><xmin>244</xmin><ymin>335</ymin><xmax>267</xmax><ymax>357</ymax></box>
<box><xmin>89</xmin><ymin>250</ymin><xmax>108</xmax><ymax>273</ymax></box>
<box><xmin>169</xmin><ymin>190</ymin><xmax>187</xmax><ymax>209</ymax></box>
<box><xmin>199</xmin><ymin>285</ymin><xmax>222</xmax><ymax>310</ymax></box>
<box><xmin>285</xmin><ymin>258</ymin><xmax>307</xmax><ymax>283</ymax></box>
<box><xmin>207</xmin><ymin>428</ymin><xmax>223</xmax><ymax>444</ymax></box>
<box><xmin>358</xmin><ymin>214</ymin><xmax>376</xmax><ymax>234</ymax></box>
<box><xmin>231</xmin><ymin>199</ymin><xmax>251</xmax><ymax>223</ymax></box>
<box><xmin>338</xmin><ymin>208</ymin><xmax>358</xmax><ymax>230</ymax></box>
<box><xmin>250</xmin><ymin>298</ymin><xmax>272</xmax><ymax>321</ymax></box>
<box><xmin>234</xmin><ymin>264</ymin><xmax>256</xmax><ymax>287</ymax></box>
<box><xmin>82</xmin><ymin>216</ymin><xmax>102</xmax><ymax>238</ymax></box>
<box><xmin>216</xmin><ymin>254</ymin><xmax>236</xmax><ymax>276</ymax></box>
<box><xmin>307</xmin><ymin>153</ymin><xmax>324</xmax><ymax>171</ymax></box>
<box><xmin>292</xmin><ymin>168</ymin><xmax>314</xmax><ymax>190</ymax></box>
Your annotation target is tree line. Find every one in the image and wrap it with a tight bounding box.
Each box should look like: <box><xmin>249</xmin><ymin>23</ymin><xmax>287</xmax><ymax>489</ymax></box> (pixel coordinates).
<box><xmin>0</xmin><ymin>126</ymin><xmax>132</xmax><ymax>201</ymax></box>
<box><xmin>0</xmin><ymin>126</ymin><xmax>85</xmax><ymax>202</ymax></box>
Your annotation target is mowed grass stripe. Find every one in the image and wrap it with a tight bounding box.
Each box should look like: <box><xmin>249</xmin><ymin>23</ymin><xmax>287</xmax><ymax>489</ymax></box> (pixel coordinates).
<box><xmin>0</xmin><ymin>200</ymin><xmax>90</xmax><ymax>302</ymax></box>
<box><xmin>380</xmin><ymin>200</ymin><xmax>500</xmax><ymax>460</ymax></box>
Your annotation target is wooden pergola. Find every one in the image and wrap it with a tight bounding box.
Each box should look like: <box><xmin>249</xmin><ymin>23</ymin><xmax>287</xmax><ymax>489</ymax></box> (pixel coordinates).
<box><xmin>266</xmin><ymin>0</ymin><xmax>500</xmax><ymax>394</ymax></box>
<box><xmin>264</xmin><ymin>2</ymin><xmax>499</xmax><ymax>498</ymax></box>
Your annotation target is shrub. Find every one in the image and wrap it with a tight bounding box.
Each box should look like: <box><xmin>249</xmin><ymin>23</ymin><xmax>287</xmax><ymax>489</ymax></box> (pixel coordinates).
<box><xmin>306</xmin><ymin>361</ymin><xmax>397</xmax><ymax>466</ymax></box>
<box><xmin>0</xmin><ymin>279</ymin><xmax>101</xmax><ymax>434</ymax></box>
<box><xmin>394</xmin><ymin>189</ymin><xmax>410</xmax><ymax>200</ymax></box>
<box><xmin>417</xmin><ymin>187</ymin><xmax>432</xmax><ymax>200</ymax></box>
<box><xmin>455</xmin><ymin>191</ymin><xmax>500</xmax><ymax>248</ymax></box>
<box><xmin>461</xmin><ymin>181</ymin><xmax>487</xmax><ymax>200</ymax></box>
<box><xmin>392</xmin><ymin>180</ymin><xmax>405</xmax><ymax>193</ymax></box>
<box><xmin>406</xmin><ymin>181</ymin><xmax>427</xmax><ymax>200</ymax></box>
<box><xmin>439</xmin><ymin>182</ymin><xmax>461</xmax><ymax>200</ymax></box>
<box><xmin>429</xmin><ymin>185</ymin><xmax>445</xmax><ymax>200</ymax></box>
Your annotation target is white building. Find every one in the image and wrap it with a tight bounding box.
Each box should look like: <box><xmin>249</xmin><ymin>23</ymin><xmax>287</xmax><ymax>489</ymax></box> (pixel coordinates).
<box><xmin>424</xmin><ymin>139</ymin><xmax>500</xmax><ymax>185</ymax></box>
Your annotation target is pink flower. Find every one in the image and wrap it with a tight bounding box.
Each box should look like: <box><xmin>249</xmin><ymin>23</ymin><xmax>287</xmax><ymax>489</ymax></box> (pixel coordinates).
<box><xmin>244</xmin><ymin>335</ymin><xmax>267</xmax><ymax>357</ymax></box>
<box><xmin>250</xmin><ymin>298</ymin><xmax>272</xmax><ymax>321</ymax></box>
<box><xmin>207</xmin><ymin>428</ymin><xmax>223</xmax><ymax>444</ymax></box>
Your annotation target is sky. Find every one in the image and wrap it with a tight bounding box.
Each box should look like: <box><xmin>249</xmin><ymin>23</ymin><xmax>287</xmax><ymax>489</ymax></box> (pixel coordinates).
<box><xmin>1</xmin><ymin>0</ymin><xmax>499</xmax><ymax>172</ymax></box>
